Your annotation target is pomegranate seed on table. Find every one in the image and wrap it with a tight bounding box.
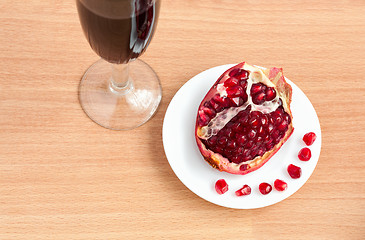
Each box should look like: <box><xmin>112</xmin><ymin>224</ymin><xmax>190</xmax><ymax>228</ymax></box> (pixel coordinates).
<box><xmin>274</xmin><ymin>179</ymin><xmax>288</xmax><ymax>191</ymax></box>
<box><xmin>287</xmin><ymin>164</ymin><xmax>302</xmax><ymax>179</ymax></box>
<box><xmin>303</xmin><ymin>132</ymin><xmax>316</xmax><ymax>146</ymax></box>
<box><xmin>215</xmin><ymin>179</ymin><xmax>228</xmax><ymax>195</ymax></box>
<box><xmin>298</xmin><ymin>147</ymin><xmax>312</xmax><ymax>161</ymax></box>
<box><xmin>259</xmin><ymin>182</ymin><xmax>272</xmax><ymax>195</ymax></box>
<box><xmin>235</xmin><ymin>185</ymin><xmax>252</xmax><ymax>196</ymax></box>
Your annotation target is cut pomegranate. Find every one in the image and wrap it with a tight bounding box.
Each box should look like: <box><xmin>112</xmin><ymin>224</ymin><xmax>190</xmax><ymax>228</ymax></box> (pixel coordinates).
<box><xmin>235</xmin><ymin>185</ymin><xmax>251</xmax><ymax>196</ymax></box>
<box><xmin>287</xmin><ymin>164</ymin><xmax>301</xmax><ymax>179</ymax></box>
<box><xmin>195</xmin><ymin>62</ymin><xmax>294</xmax><ymax>175</ymax></box>
<box><xmin>298</xmin><ymin>147</ymin><xmax>311</xmax><ymax>161</ymax></box>
<box><xmin>259</xmin><ymin>182</ymin><xmax>272</xmax><ymax>195</ymax></box>
<box><xmin>274</xmin><ymin>179</ymin><xmax>288</xmax><ymax>191</ymax></box>
<box><xmin>303</xmin><ymin>132</ymin><xmax>316</xmax><ymax>146</ymax></box>
<box><xmin>215</xmin><ymin>179</ymin><xmax>228</xmax><ymax>194</ymax></box>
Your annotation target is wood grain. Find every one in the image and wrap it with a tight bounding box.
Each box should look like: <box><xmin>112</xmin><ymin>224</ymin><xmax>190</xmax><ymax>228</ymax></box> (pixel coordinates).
<box><xmin>0</xmin><ymin>0</ymin><xmax>364</xmax><ymax>239</ymax></box>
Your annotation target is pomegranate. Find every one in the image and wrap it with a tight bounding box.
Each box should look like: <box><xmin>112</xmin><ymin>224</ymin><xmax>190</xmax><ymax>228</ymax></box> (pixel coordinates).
<box><xmin>195</xmin><ymin>62</ymin><xmax>294</xmax><ymax>175</ymax></box>
<box><xmin>215</xmin><ymin>179</ymin><xmax>228</xmax><ymax>194</ymax></box>
<box><xmin>287</xmin><ymin>164</ymin><xmax>301</xmax><ymax>179</ymax></box>
<box><xmin>259</xmin><ymin>182</ymin><xmax>272</xmax><ymax>195</ymax></box>
<box><xmin>274</xmin><ymin>179</ymin><xmax>288</xmax><ymax>191</ymax></box>
<box><xmin>303</xmin><ymin>132</ymin><xmax>316</xmax><ymax>146</ymax></box>
<box><xmin>235</xmin><ymin>185</ymin><xmax>251</xmax><ymax>196</ymax></box>
<box><xmin>298</xmin><ymin>147</ymin><xmax>311</xmax><ymax>161</ymax></box>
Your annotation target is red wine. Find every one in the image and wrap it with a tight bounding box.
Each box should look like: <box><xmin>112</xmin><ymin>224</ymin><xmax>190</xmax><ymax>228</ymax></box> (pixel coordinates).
<box><xmin>77</xmin><ymin>0</ymin><xmax>160</xmax><ymax>64</ymax></box>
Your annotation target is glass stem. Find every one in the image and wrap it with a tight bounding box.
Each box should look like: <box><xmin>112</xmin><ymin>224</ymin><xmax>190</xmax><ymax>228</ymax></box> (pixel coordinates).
<box><xmin>109</xmin><ymin>62</ymin><xmax>132</xmax><ymax>95</ymax></box>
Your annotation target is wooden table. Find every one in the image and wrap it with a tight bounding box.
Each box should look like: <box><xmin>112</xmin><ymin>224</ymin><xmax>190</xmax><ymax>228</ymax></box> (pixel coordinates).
<box><xmin>1</xmin><ymin>0</ymin><xmax>364</xmax><ymax>239</ymax></box>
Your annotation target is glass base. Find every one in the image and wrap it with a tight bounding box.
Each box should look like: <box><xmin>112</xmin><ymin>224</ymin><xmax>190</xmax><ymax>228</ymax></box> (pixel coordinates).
<box><xmin>79</xmin><ymin>59</ymin><xmax>162</xmax><ymax>130</ymax></box>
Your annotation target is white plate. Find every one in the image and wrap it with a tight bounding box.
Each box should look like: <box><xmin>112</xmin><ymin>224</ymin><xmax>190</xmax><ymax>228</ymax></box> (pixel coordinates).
<box><xmin>162</xmin><ymin>64</ymin><xmax>321</xmax><ymax>209</ymax></box>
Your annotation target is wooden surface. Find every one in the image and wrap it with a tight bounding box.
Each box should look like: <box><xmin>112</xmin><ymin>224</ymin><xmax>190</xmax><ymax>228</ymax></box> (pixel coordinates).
<box><xmin>1</xmin><ymin>0</ymin><xmax>364</xmax><ymax>239</ymax></box>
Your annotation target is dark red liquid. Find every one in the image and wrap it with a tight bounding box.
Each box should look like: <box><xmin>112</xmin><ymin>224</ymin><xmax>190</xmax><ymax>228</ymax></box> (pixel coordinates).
<box><xmin>76</xmin><ymin>0</ymin><xmax>160</xmax><ymax>64</ymax></box>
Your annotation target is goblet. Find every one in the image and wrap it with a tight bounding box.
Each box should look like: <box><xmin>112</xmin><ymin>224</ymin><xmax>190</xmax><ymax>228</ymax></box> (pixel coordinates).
<box><xmin>76</xmin><ymin>0</ymin><xmax>161</xmax><ymax>130</ymax></box>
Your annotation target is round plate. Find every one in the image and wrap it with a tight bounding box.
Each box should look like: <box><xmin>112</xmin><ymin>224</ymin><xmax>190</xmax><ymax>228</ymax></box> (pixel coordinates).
<box><xmin>162</xmin><ymin>64</ymin><xmax>321</xmax><ymax>209</ymax></box>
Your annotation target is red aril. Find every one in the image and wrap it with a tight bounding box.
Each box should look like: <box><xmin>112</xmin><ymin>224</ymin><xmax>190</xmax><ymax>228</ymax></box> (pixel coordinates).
<box><xmin>235</xmin><ymin>185</ymin><xmax>251</xmax><ymax>196</ymax></box>
<box><xmin>298</xmin><ymin>147</ymin><xmax>311</xmax><ymax>161</ymax></box>
<box><xmin>215</xmin><ymin>179</ymin><xmax>228</xmax><ymax>194</ymax></box>
<box><xmin>259</xmin><ymin>182</ymin><xmax>272</xmax><ymax>195</ymax></box>
<box><xmin>303</xmin><ymin>132</ymin><xmax>316</xmax><ymax>146</ymax></box>
<box><xmin>287</xmin><ymin>164</ymin><xmax>301</xmax><ymax>179</ymax></box>
<box><xmin>195</xmin><ymin>62</ymin><xmax>294</xmax><ymax>175</ymax></box>
<box><xmin>274</xmin><ymin>179</ymin><xmax>288</xmax><ymax>191</ymax></box>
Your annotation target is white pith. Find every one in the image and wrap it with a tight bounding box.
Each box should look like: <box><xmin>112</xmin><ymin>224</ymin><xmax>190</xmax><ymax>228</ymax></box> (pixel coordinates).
<box><xmin>199</xmin><ymin>67</ymin><xmax>281</xmax><ymax>140</ymax></box>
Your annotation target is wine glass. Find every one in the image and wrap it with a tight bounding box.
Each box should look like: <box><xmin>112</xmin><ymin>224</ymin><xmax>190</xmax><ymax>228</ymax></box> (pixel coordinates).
<box><xmin>76</xmin><ymin>0</ymin><xmax>162</xmax><ymax>130</ymax></box>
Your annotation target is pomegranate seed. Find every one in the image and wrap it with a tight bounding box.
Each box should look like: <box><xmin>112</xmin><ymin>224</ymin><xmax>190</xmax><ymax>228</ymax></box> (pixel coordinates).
<box><xmin>209</xmin><ymin>99</ymin><xmax>222</xmax><ymax>112</ymax></box>
<box><xmin>229</xmin><ymin>68</ymin><xmax>248</xmax><ymax>80</ymax></box>
<box><xmin>298</xmin><ymin>147</ymin><xmax>311</xmax><ymax>161</ymax></box>
<box><xmin>284</xmin><ymin>112</ymin><xmax>291</xmax><ymax>124</ymax></box>
<box><xmin>259</xmin><ymin>182</ymin><xmax>272</xmax><ymax>195</ymax></box>
<box><xmin>237</xmin><ymin>147</ymin><xmax>244</xmax><ymax>154</ymax></box>
<box><xmin>225</xmin><ymin>128</ymin><xmax>234</xmax><ymax>138</ymax></box>
<box><xmin>287</xmin><ymin>164</ymin><xmax>301</xmax><ymax>179</ymax></box>
<box><xmin>212</xmin><ymin>94</ymin><xmax>223</xmax><ymax>104</ymax></box>
<box><xmin>228</xmin><ymin>68</ymin><xmax>240</xmax><ymax>77</ymax></box>
<box><xmin>237</xmin><ymin>134</ymin><xmax>247</xmax><ymax>145</ymax></box>
<box><xmin>236</xmin><ymin>70</ymin><xmax>248</xmax><ymax>80</ymax></box>
<box><xmin>239</xmin><ymin>164</ymin><xmax>248</xmax><ymax>171</ymax></box>
<box><xmin>261</xmin><ymin>115</ymin><xmax>269</xmax><ymax>127</ymax></box>
<box><xmin>247</xmin><ymin>129</ymin><xmax>257</xmax><ymax>139</ymax></box>
<box><xmin>227</xmin><ymin>86</ymin><xmax>244</xmax><ymax>98</ymax></box>
<box><xmin>221</xmin><ymin>97</ymin><xmax>231</xmax><ymax>108</ymax></box>
<box><xmin>235</xmin><ymin>185</ymin><xmax>251</xmax><ymax>196</ymax></box>
<box><xmin>250</xmin><ymin>146</ymin><xmax>258</xmax><ymax>157</ymax></box>
<box><xmin>250</xmin><ymin>84</ymin><xmax>262</xmax><ymax>95</ymax></box>
<box><xmin>252</xmin><ymin>92</ymin><xmax>265</xmax><ymax>105</ymax></box>
<box><xmin>257</xmin><ymin>146</ymin><xmax>265</xmax><ymax>156</ymax></box>
<box><xmin>277</xmin><ymin>120</ymin><xmax>288</xmax><ymax>131</ymax></box>
<box><xmin>207</xmin><ymin>136</ymin><xmax>217</xmax><ymax>145</ymax></box>
<box><xmin>274</xmin><ymin>179</ymin><xmax>287</xmax><ymax>191</ymax></box>
<box><xmin>245</xmin><ymin>140</ymin><xmax>253</xmax><ymax>148</ymax></box>
<box><xmin>267</xmin><ymin>123</ymin><xmax>274</xmax><ymax>133</ymax></box>
<box><xmin>198</xmin><ymin>112</ymin><xmax>210</xmax><ymax>126</ymax></box>
<box><xmin>202</xmin><ymin>107</ymin><xmax>216</xmax><ymax>119</ymax></box>
<box><xmin>232</xmin><ymin>122</ymin><xmax>242</xmax><ymax>132</ymax></box>
<box><xmin>265</xmin><ymin>87</ymin><xmax>276</xmax><ymax>101</ymax></box>
<box><xmin>265</xmin><ymin>142</ymin><xmax>274</xmax><ymax>151</ymax></box>
<box><xmin>273</xmin><ymin>114</ymin><xmax>283</xmax><ymax>125</ymax></box>
<box><xmin>303</xmin><ymin>132</ymin><xmax>316</xmax><ymax>146</ymax></box>
<box><xmin>227</xmin><ymin>140</ymin><xmax>236</xmax><ymax>149</ymax></box>
<box><xmin>249</xmin><ymin>116</ymin><xmax>260</xmax><ymax>128</ymax></box>
<box><xmin>218</xmin><ymin>136</ymin><xmax>228</xmax><ymax>146</ymax></box>
<box><xmin>240</xmin><ymin>80</ymin><xmax>247</xmax><ymax>88</ymax></box>
<box><xmin>230</xmin><ymin>97</ymin><xmax>244</xmax><ymax>107</ymax></box>
<box><xmin>258</xmin><ymin>126</ymin><xmax>265</xmax><ymax>136</ymax></box>
<box><xmin>215</xmin><ymin>179</ymin><xmax>228</xmax><ymax>194</ymax></box>
<box><xmin>242</xmin><ymin>148</ymin><xmax>250</xmax><ymax>157</ymax></box>
<box><xmin>230</xmin><ymin>156</ymin><xmax>241</xmax><ymax>164</ymax></box>
<box><xmin>215</xmin><ymin>147</ymin><xmax>224</xmax><ymax>154</ymax></box>
<box><xmin>224</xmin><ymin>78</ymin><xmax>239</xmax><ymax>87</ymax></box>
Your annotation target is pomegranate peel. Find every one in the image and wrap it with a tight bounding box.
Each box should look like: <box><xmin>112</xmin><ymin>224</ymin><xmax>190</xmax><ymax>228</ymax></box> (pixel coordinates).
<box><xmin>195</xmin><ymin>62</ymin><xmax>294</xmax><ymax>175</ymax></box>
